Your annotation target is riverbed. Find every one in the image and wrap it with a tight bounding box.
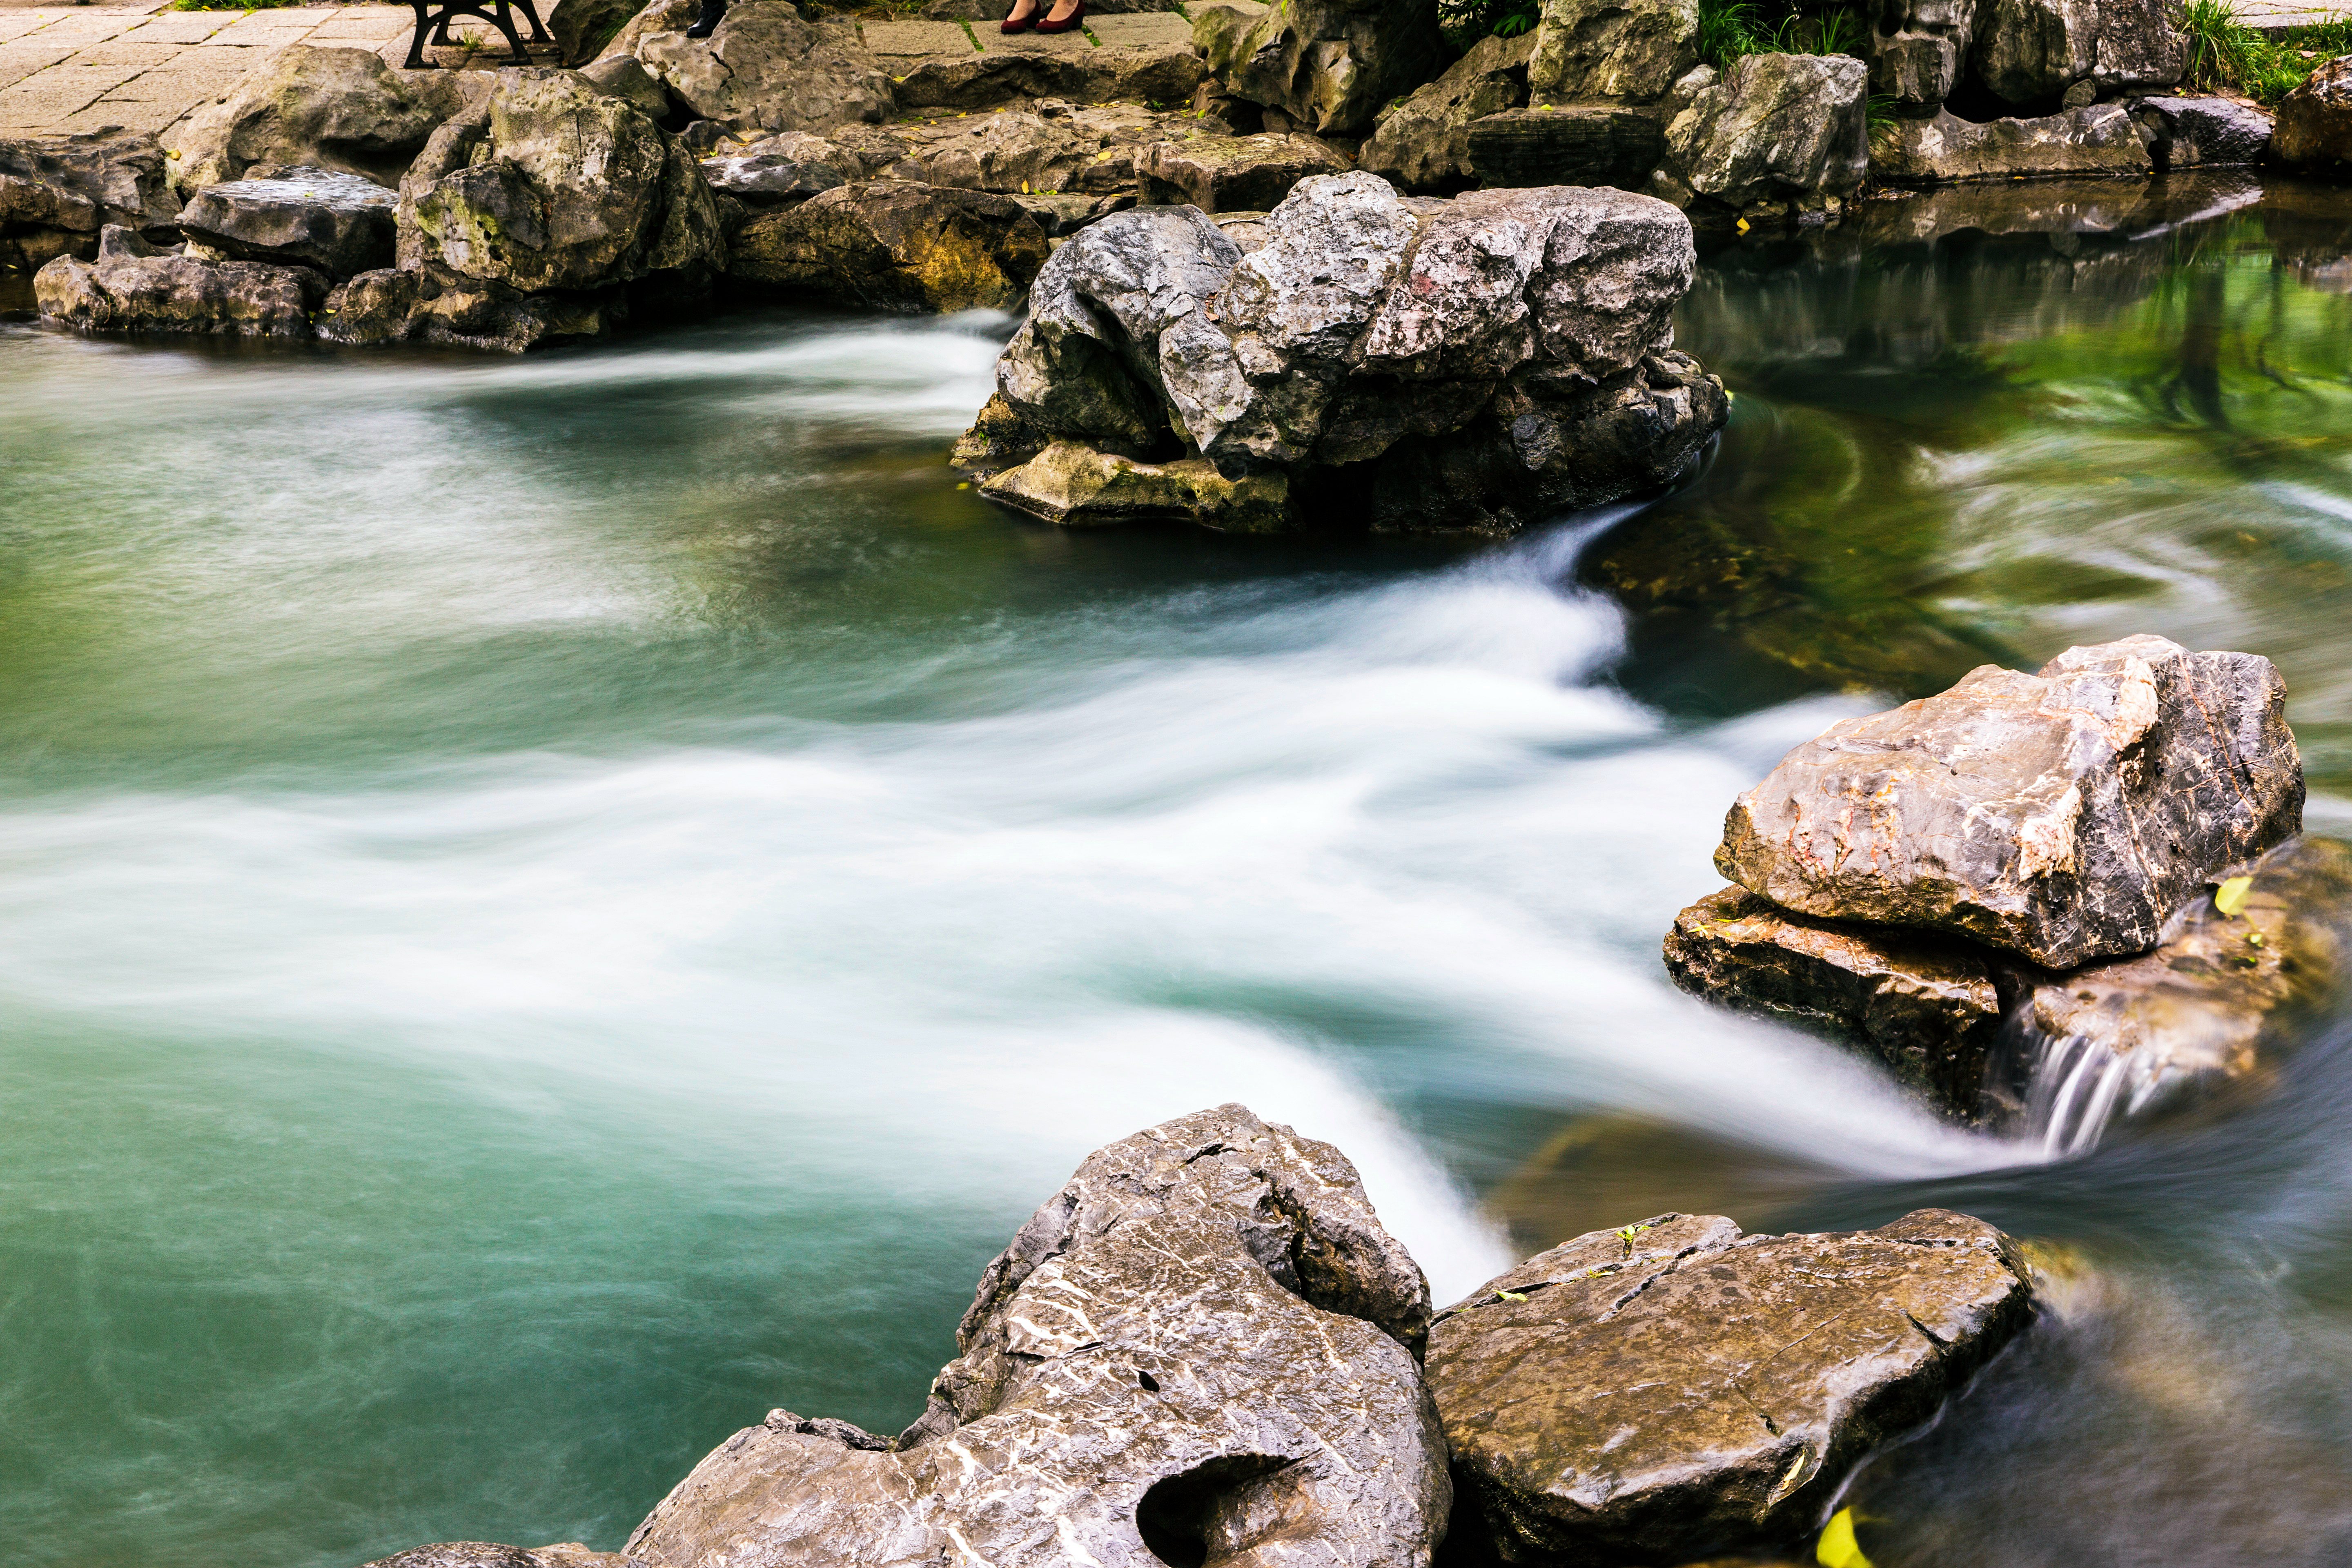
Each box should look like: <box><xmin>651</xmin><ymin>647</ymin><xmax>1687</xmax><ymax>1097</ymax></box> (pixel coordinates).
<box><xmin>6</xmin><ymin>172</ymin><xmax>2352</xmax><ymax>1567</ymax></box>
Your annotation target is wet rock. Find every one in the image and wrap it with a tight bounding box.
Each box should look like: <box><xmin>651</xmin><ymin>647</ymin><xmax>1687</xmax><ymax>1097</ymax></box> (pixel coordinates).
<box><xmin>579</xmin><ymin>53</ymin><xmax>675</xmax><ymax>120</ymax></box>
<box><xmin>357</xmin><ymin>1544</ymin><xmax>628</xmax><ymax>1568</ymax></box>
<box><xmin>697</xmin><ymin>133</ymin><xmax>855</xmax><ymax>209</ymax></box>
<box><xmin>2129</xmin><ymin>95</ymin><xmax>2270</xmax><ymax>169</ymax></box>
<box><xmin>1717</xmin><ymin>634</ymin><xmax>2305</xmax><ymax>970</ymax></box>
<box><xmin>319</xmin><ymin>263</ymin><xmax>617</xmax><ymax>351</ymax></box>
<box><xmin>1467</xmin><ymin>105</ymin><xmax>1668</xmax><ymax>189</ymax></box>
<box><xmin>725</xmin><ymin>180</ymin><xmax>1050</xmax><ymax>311</ymax></box>
<box><xmin>979</xmin><ymin>439</ymin><xmax>1293</xmax><ymax>529</ymax></box>
<box><xmin>1432</xmin><ymin>1209</ymin><xmax>2032</xmax><ymax>1564</ymax></box>
<box><xmin>36</xmin><ymin>222</ymin><xmax>325</xmax><ymax>336</ymax></box>
<box><xmin>1664</xmin><ymin>52</ymin><xmax>1868</xmax><ymax>210</ymax></box>
<box><xmin>1140</xmin><ymin>132</ymin><xmax>1351</xmax><ymax>212</ymax></box>
<box><xmin>1871</xmin><ymin>104</ymin><xmax>2153</xmax><ymax>183</ymax></box>
<box><xmin>1973</xmin><ymin>0</ymin><xmax>2187</xmax><ymax>111</ymax></box>
<box><xmin>624</xmin><ymin>1103</ymin><xmax>1450</xmax><ymax>1568</ymax></box>
<box><xmin>176</xmin><ymin>166</ymin><xmax>397</xmax><ymax>277</ymax></box>
<box><xmin>2</xmin><ymin>128</ymin><xmax>180</xmax><ymax>269</ymax></box>
<box><xmin>635</xmin><ymin>3</ymin><xmax>892</xmax><ymax>134</ymax></box>
<box><xmin>399</xmin><ymin>69</ymin><xmax>723</xmax><ymax>295</ymax></box>
<box><xmin>1193</xmin><ymin>0</ymin><xmax>1448</xmax><ymax>137</ymax></box>
<box><xmin>169</xmin><ymin>46</ymin><xmax>480</xmax><ymax>197</ymax></box>
<box><xmin>1869</xmin><ymin>0</ymin><xmax>1980</xmax><ymax>114</ymax></box>
<box><xmin>553</xmin><ymin>0</ymin><xmax>646</xmax><ymax>65</ymax></box>
<box><xmin>1664</xmin><ymin>886</ymin><xmax>2004</xmax><ymax>1120</ymax></box>
<box><xmin>2272</xmin><ymin>55</ymin><xmax>2352</xmax><ymax>179</ymax></box>
<box><xmin>1358</xmin><ymin>31</ymin><xmax>1535</xmax><ymax>192</ymax></box>
<box><xmin>1526</xmin><ymin>0</ymin><xmax>1697</xmax><ymax>106</ymax></box>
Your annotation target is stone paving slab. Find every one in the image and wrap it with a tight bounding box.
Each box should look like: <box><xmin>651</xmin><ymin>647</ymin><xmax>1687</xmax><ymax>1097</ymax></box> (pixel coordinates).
<box><xmin>863</xmin><ymin>18</ymin><xmax>976</xmax><ymax>56</ymax></box>
<box><xmin>1088</xmin><ymin>12</ymin><xmax>1193</xmax><ymax>47</ymax></box>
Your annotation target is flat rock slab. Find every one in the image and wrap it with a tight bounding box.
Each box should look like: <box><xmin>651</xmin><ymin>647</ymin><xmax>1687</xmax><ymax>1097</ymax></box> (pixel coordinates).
<box><xmin>1468</xmin><ymin>105</ymin><xmax>1665</xmax><ymax>190</ymax></box>
<box><xmin>1871</xmin><ymin>103</ymin><xmax>2154</xmax><ymax>184</ymax></box>
<box><xmin>177</xmin><ymin>164</ymin><xmax>395</xmax><ymax>275</ymax></box>
<box><xmin>1717</xmin><ymin>634</ymin><xmax>2304</xmax><ymax>969</ymax></box>
<box><xmin>1430</xmin><ymin>1209</ymin><xmax>2033</xmax><ymax>1564</ymax></box>
<box><xmin>1140</xmin><ymin>130</ymin><xmax>1350</xmax><ymax>210</ymax></box>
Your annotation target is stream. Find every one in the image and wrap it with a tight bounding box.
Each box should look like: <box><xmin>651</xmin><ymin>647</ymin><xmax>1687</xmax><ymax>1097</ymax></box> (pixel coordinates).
<box><xmin>5</xmin><ymin>170</ymin><xmax>2352</xmax><ymax>1566</ymax></box>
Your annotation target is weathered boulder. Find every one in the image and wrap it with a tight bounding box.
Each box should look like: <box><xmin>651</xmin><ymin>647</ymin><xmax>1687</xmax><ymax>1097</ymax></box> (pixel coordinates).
<box><xmin>36</xmin><ymin>223</ymin><xmax>325</xmax><ymax>336</ymax></box>
<box><xmin>579</xmin><ymin>53</ymin><xmax>675</xmax><ymax>120</ymax></box>
<box><xmin>1193</xmin><ymin>0</ymin><xmax>1448</xmax><ymax>137</ymax></box>
<box><xmin>359</xmin><ymin>1545</ymin><xmax>626</xmax><ymax>1568</ymax></box>
<box><xmin>168</xmin><ymin>45</ymin><xmax>479</xmax><ymax>197</ymax></box>
<box><xmin>1139</xmin><ymin>132</ymin><xmax>1351</xmax><ymax>212</ymax></box>
<box><xmin>725</xmin><ymin>181</ymin><xmax>1050</xmax><ymax>311</ymax></box>
<box><xmin>625</xmin><ymin>1104</ymin><xmax>1451</xmax><ymax>1568</ymax></box>
<box><xmin>320</xmin><ymin>263</ymin><xmax>617</xmax><ymax>352</ymax></box>
<box><xmin>979</xmin><ymin>439</ymin><xmax>1293</xmax><ymax>529</ymax></box>
<box><xmin>887</xmin><ymin>103</ymin><xmax>1224</xmax><ymax>198</ymax></box>
<box><xmin>974</xmin><ymin>172</ymin><xmax>1725</xmax><ymax>534</ymax></box>
<box><xmin>1717</xmin><ymin>635</ymin><xmax>2304</xmax><ymax>970</ymax></box>
<box><xmin>2</xmin><ymin>129</ymin><xmax>180</xmax><ymax>270</ymax></box>
<box><xmin>1871</xmin><ymin>103</ymin><xmax>2153</xmax><ymax>183</ymax></box>
<box><xmin>2129</xmin><ymin>94</ymin><xmax>2271</xmax><ymax>169</ymax></box>
<box><xmin>1527</xmin><ymin>0</ymin><xmax>1697</xmax><ymax>105</ymax></box>
<box><xmin>698</xmin><ymin>133</ymin><xmax>857</xmax><ymax>209</ymax></box>
<box><xmin>399</xmin><ymin>69</ymin><xmax>723</xmax><ymax>296</ymax></box>
<box><xmin>1467</xmin><ymin>105</ymin><xmax>1668</xmax><ymax>189</ymax></box>
<box><xmin>1869</xmin><ymin>0</ymin><xmax>1980</xmax><ymax>114</ymax></box>
<box><xmin>1664</xmin><ymin>886</ymin><xmax>2004</xmax><ymax>1120</ymax></box>
<box><xmin>2272</xmin><ymin>55</ymin><xmax>2352</xmax><ymax>178</ymax></box>
<box><xmin>635</xmin><ymin>2</ymin><xmax>893</xmax><ymax>135</ymax></box>
<box><xmin>1973</xmin><ymin>0</ymin><xmax>2187</xmax><ymax>111</ymax></box>
<box><xmin>552</xmin><ymin>0</ymin><xmax>644</xmax><ymax>65</ymax></box>
<box><xmin>1664</xmin><ymin>51</ymin><xmax>1868</xmax><ymax>210</ymax></box>
<box><xmin>176</xmin><ymin>166</ymin><xmax>397</xmax><ymax>276</ymax></box>
<box><xmin>1430</xmin><ymin>1209</ymin><xmax>2033</xmax><ymax>1564</ymax></box>
<box><xmin>1358</xmin><ymin>31</ymin><xmax>1535</xmax><ymax>192</ymax></box>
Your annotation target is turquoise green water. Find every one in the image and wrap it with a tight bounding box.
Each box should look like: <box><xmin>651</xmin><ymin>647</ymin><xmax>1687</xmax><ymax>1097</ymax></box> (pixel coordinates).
<box><xmin>5</xmin><ymin>176</ymin><xmax>2352</xmax><ymax>1566</ymax></box>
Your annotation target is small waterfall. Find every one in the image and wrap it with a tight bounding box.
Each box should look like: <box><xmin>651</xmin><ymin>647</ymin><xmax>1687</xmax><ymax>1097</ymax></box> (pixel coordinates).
<box><xmin>2020</xmin><ymin>1021</ymin><xmax>2175</xmax><ymax>1158</ymax></box>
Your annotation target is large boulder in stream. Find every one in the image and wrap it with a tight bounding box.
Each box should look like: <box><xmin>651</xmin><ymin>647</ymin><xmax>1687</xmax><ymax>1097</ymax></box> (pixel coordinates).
<box><xmin>168</xmin><ymin>45</ymin><xmax>481</xmax><ymax>197</ymax></box>
<box><xmin>622</xmin><ymin>1103</ymin><xmax>1450</xmax><ymax>1568</ymax></box>
<box><xmin>1717</xmin><ymin>635</ymin><xmax>2303</xmax><ymax>970</ymax></box>
<box><xmin>1430</xmin><ymin>1209</ymin><xmax>2033</xmax><ymax>1563</ymax></box>
<box><xmin>962</xmin><ymin>171</ymin><xmax>1726</xmax><ymax>535</ymax></box>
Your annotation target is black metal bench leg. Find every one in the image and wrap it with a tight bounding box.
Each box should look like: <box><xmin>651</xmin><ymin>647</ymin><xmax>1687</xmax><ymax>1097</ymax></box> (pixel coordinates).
<box><xmin>508</xmin><ymin>0</ymin><xmax>553</xmax><ymax>45</ymax></box>
<box><xmin>403</xmin><ymin>0</ymin><xmax>438</xmax><ymax>67</ymax></box>
<box><xmin>488</xmin><ymin>0</ymin><xmax>532</xmax><ymax>63</ymax></box>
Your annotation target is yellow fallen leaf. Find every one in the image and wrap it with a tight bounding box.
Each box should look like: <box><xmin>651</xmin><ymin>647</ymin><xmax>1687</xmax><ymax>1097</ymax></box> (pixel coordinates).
<box><xmin>1817</xmin><ymin>1508</ymin><xmax>1872</xmax><ymax>1568</ymax></box>
<box><xmin>1495</xmin><ymin>1289</ymin><xmax>1527</xmax><ymax>1302</ymax></box>
<box><xmin>2214</xmin><ymin>876</ymin><xmax>2254</xmax><ymax>917</ymax></box>
<box><xmin>1735</xmin><ymin>217</ymin><xmax>1750</xmax><ymax>233</ymax></box>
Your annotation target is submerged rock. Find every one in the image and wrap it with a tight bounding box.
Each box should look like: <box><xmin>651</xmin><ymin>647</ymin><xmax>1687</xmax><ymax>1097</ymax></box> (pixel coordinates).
<box><xmin>1717</xmin><ymin>635</ymin><xmax>2303</xmax><ymax>970</ymax></box>
<box><xmin>725</xmin><ymin>180</ymin><xmax>1049</xmax><ymax>311</ymax></box>
<box><xmin>624</xmin><ymin>1103</ymin><xmax>1450</xmax><ymax>1568</ymax></box>
<box><xmin>168</xmin><ymin>45</ymin><xmax>480</xmax><ymax>196</ymax></box>
<box><xmin>1193</xmin><ymin>0</ymin><xmax>1448</xmax><ymax>136</ymax></box>
<box><xmin>318</xmin><ymin>263</ymin><xmax>618</xmax><ymax>352</ymax></box>
<box><xmin>176</xmin><ymin>166</ymin><xmax>397</xmax><ymax>277</ymax></box>
<box><xmin>979</xmin><ymin>439</ymin><xmax>1292</xmax><ymax>529</ymax></box>
<box><xmin>1430</xmin><ymin>1209</ymin><xmax>2033</xmax><ymax>1564</ymax></box>
<box><xmin>36</xmin><ymin>223</ymin><xmax>325</xmax><ymax>336</ymax></box>
<box><xmin>1871</xmin><ymin>104</ymin><xmax>2153</xmax><ymax>183</ymax></box>
<box><xmin>1358</xmin><ymin>31</ymin><xmax>1535</xmax><ymax>192</ymax></box>
<box><xmin>2272</xmin><ymin>55</ymin><xmax>2352</xmax><ymax>179</ymax></box>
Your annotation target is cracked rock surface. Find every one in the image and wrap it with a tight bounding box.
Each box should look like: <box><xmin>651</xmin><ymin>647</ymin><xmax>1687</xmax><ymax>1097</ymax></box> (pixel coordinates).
<box><xmin>1429</xmin><ymin>1209</ymin><xmax>2033</xmax><ymax>1564</ymax></box>
<box><xmin>624</xmin><ymin>1102</ymin><xmax>1450</xmax><ymax>1568</ymax></box>
<box><xmin>1717</xmin><ymin>634</ymin><xmax>2303</xmax><ymax>969</ymax></box>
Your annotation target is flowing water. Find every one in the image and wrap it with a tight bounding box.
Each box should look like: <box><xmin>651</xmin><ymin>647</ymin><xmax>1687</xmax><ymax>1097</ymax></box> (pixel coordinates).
<box><xmin>5</xmin><ymin>171</ymin><xmax>2352</xmax><ymax>1567</ymax></box>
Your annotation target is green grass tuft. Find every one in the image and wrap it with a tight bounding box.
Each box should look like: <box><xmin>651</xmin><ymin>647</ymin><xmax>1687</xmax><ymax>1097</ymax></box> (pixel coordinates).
<box><xmin>2181</xmin><ymin>0</ymin><xmax>2348</xmax><ymax>105</ymax></box>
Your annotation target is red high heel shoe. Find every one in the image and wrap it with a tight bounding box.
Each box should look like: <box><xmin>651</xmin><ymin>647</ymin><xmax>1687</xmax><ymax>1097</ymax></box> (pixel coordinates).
<box><xmin>1000</xmin><ymin>0</ymin><xmax>1037</xmax><ymax>32</ymax></box>
<box><xmin>1035</xmin><ymin>0</ymin><xmax>1083</xmax><ymax>32</ymax></box>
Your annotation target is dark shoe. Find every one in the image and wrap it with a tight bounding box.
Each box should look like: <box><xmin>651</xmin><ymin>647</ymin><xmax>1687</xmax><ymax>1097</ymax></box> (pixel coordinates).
<box><xmin>1034</xmin><ymin>0</ymin><xmax>1082</xmax><ymax>30</ymax></box>
<box><xmin>999</xmin><ymin>2</ymin><xmax>1036</xmax><ymax>31</ymax></box>
<box><xmin>685</xmin><ymin>0</ymin><xmax>726</xmax><ymax>39</ymax></box>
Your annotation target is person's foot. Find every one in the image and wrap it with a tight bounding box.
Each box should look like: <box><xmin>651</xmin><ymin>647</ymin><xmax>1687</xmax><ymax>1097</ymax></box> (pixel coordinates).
<box><xmin>1034</xmin><ymin>0</ymin><xmax>1083</xmax><ymax>32</ymax></box>
<box><xmin>685</xmin><ymin>0</ymin><xmax>726</xmax><ymax>39</ymax></box>
<box><xmin>1000</xmin><ymin>0</ymin><xmax>1037</xmax><ymax>32</ymax></box>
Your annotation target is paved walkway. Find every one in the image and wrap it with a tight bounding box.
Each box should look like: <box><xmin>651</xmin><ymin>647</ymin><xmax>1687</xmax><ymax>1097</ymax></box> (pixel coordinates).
<box><xmin>0</xmin><ymin>3</ymin><xmax>1207</xmax><ymax>139</ymax></box>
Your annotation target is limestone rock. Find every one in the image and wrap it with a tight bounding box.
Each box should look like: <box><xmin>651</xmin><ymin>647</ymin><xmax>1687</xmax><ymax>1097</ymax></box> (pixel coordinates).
<box><xmin>890</xmin><ymin>103</ymin><xmax>1217</xmax><ymax>198</ymax></box>
<box><xmin>636</xmin><ymin>2</ymin><xmax>891</xmax><ymax>134</ymax></box>
<box><xmin>1358</xmin><ymin>31</ymin><xmax>1535</xmax><ymax>192</ymax></box>
<box><xmin>1430</xmin><ymin>1209</ymin><xmax>2033</xmax><ymax>1563</ymax></box>
<box><xmin>625</xmin><ymin>1104</ymin><xmax>1451</xmax><ymax>1568</ymax></box>
<box><xmin>2273</xmin><ymin>55</ymin><xmax>2352</xmax><ymax>178</ymax></box>
<box><xmin>176</xmin><ymin>166</ymin><xmax>396</xmax><ymax>276</ymax></box>
<box><xmin>891</xmin><ymin>40</ymin><xmax>1206</xmax><ymax>114</ymax></box>
<box><xmin>699</xmin><ymin>134</ymin><xmax>856</xmax><ymax>209</ymax></box>
<box><xmin>1664</xmin><ymin>52</ymin><xmax>1868</xmax><ymax>209</ymax></box>
<box><xmin>980</xmin><ymin>440</ymin><xmax>1294</xmax><ymax>529</ymax></box>
<box><xmin>552</xmin><ymin>0</ymin><xmax>645</xmax><ymax>65</ymax></box>
<box><xmin>1870</xmin><ymin>103</ymin><xmax>2153</xmax><ymax>183</ymax></box>
<box><xmin>1007</xmin><ymin>190</ymin><xmax>1138</xmax><ymax>235</ymax></box>
<box><xmin>1717</xmin><ymin>635</ymin><xmax>2304</xmax><ymax>969</ymax></box>
<box><xmin>399</xmin><ymin>70</ymin><xmax>723</xmax><ymax>294</ymax></box>
<box><xmin>1869</xmin><ymin>0</ymin><xmax>1980</xmax><ymax>113</ymax></box>
<box><xmin>1664</xmin><ymin>886</ymin><xmax>2004</xmax><ymax>1120</ymax></box>
<box><xmin>1193</xmin><ymin>0</ymin><xmax>1448</xmax><ymax>137</ymax></box>
<box><xmin>579</xmin><ymin>53</ymin><xmax>675</xmax><ymax>120</ymax></box>
<box><xmin>1140</xmin><ymin>132</ymin><xmax>1351</xmax><ymax>212</ymax></box>
<box><xmin>1468</xmin><ymin>105</ymin><xmax>1668</xmax><ymax>189</ymax></box>
<box><xmin>169</xmin><ymin>45</ymin><xmax>480</xmax><ymax>197</ymax></box>
<box><xmin>2128</xmin><ymin>94</ymin><xmax>2271</xmax><ymax>169</ymax></box>
<box><xmin>1526</xmin><ymin>0</ymin><xmax>1697</xmax><ymax>105</ymax></box>
<box><xmin>36</xmin><ymin>223</ymin><xmax>325</xmax><ymax>336</ymax></box>
<box><xmin>1973</xmin><ymin>0</ymin><xmax>2187</xmax><ymax>110</ymax></box>
<box><xmin>319</xmin><ymin>263</ymin><xmax>617</xmax><ymax>352</ymax></box>
<box><xmin>725</xmin><ymin>180</ymin><xmax>1050</xmax><ymax>311</ymax></box>
<box><xmin>2</xmin><ymin>129</ymin><xmax>180</xmax><ymax>269</ymax></box>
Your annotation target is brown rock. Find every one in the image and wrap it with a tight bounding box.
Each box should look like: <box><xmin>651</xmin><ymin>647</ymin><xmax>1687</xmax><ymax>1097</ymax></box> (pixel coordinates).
<box><xmin>979</xmin><ymin>439</ymin><xmax>1293</xmax><ymax>530</ymax></box>
<box><xmin>2273</xmin><ymin>54</ymin><xmax>2352</xmax><ymax>178</ymax></box>
<box><xmin>36</xmin><ymin>223</ymin><xmax>325</xmax><ymax>337</ymax></box>
<box><xmin>1139</xmin><ymin>132</ymin><xmax>1351</xmax><ymax>212</ymax></box>
<box><xmin>1358</xmin><ymin>31</ymin><xmax>1535</xmax><ymax>192</ymax></box>
<box><xmin>725</xmin><ymin>180</ymin><xmax>1049</xmax><ymax>312</ymax></box>
<box><xmin>1527</xmin><ymin>0</ymin><xmax>1697</xmax><ymax>105</ymax></box>
<box><xmin>1193</xmin><ymin>0</ymin><xmax>1447</xmax><ymax>137</ymax></box>
<box><xmin>2</xmin><ymin>128</ymin><xmax>180</xmax><ymax>270</ymax></box>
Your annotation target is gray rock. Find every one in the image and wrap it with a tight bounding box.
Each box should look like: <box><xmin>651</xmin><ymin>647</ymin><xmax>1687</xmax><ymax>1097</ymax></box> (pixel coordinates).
<box><xmin>1193</xmin><ymin>0</ymin><xmax>1448</xmax><ymax>137</ymax></box>
<box><xmin>2129</xmin><ymin>94</ymin><xmax>2271</xmax><ymax>169</ymax></box>
<box><xmin>724</xmin><ymin>180</ymin><xmax>1051</xmax><ymax>312</ymax></box>
<box><xmin>358</xmin><ymin>1544</ymin><xmax>628</xmax><ymax>1568</ymax></box>
<box><xmin>1664</xmin><ymin>885</ymin><xmax>2005</xmax><ymax>1121</ymax></box>
<box><xmin>1357</xmin><ymin>31</ymin><xmax>1535</xmax><ymax>192</ymax></box>
<box><xmin>1007</xmin><ymin>189</ymin><xmax>1138</xmax><ymax>236</ymax></box>
<box><xmin>635</xmin><ymin>2</ymin><xmax>893</xmax><ymax>135</ymax></box>
<box><xmin>36</xmin><ymin>222</ymin><xmax>325</xmax><ymax>336</ymax></box>
<box><xmin>176</xmin><ymin>166</ymin><xmax>396</xmax><ymax>277</ymax></box>
<box><xmin>1139</xmin><ymin>132</ymin><xmax>1352</xmax><ymax>212</ymax></box>
<box><xmin>579</xmin><ymin>53</ymin><xmax>674</xmax><ymax>120</ymax></box>
<box><xmin>1869</xmin><ymin>0</ymin><xmax>1980</xmax><ymax>114</ymax></box>
<box><xmin>319</xmin><ymin>263</ymin><xmax>617</xmax><ymax>352</ymax></box>
<box><xmin>1973</xmin><ymin>0</ymin><xmax>2187</xmax><ymax>109</ymax></box>
<box><xmin>1430</xmin><ymin>1209</ymin><xmax>2034</xmax><ymax>1564</ymax></box>
<box><xmin>2</xmin><ymin>128</ymin><xmax>180</xmax><ymax>270</ymax></box>
<box><xmin>2273</xmin><ymin>54</ymin><xmax>2352</xmax><ymax>178</ymax></box>
<box><xmin>698</xmin><ymin>133</ymin><xmax>855</xmax><ymax>208</ymax></box>
<box><xmin>168</xmin><ymin>45</ymin><xmax>480</xmax><ymax>198</ymax></box>
<box><xmin>1870</xmin><ymin>103</ymin><xmax>2154</xmax><ymax>183</ymax></box>
<box><xmin>624</xmin><ymin>1104</ymin><xmax>1450</xmax><ymax>1568</ymax></box>
<box><xmin>399</xmin><ymin>69</ymin><xmax>723</xmax><ymax>294</ymax></box>
<box><xmin>1526</xmin><ymin>0</ymin><xmax>1697</xmax><ymax>105</ymax></box>
<box><xmin>1664</xmin><ymin>51</ymin><xmax>1868</xmax><ymax>209</ymax></box>
<box><xmin>1468</xmin><ymin>105</ymin><xmax>1667</xmax><ymax>189</ymax></box>
<box><xmin>1717</xmin><ymin>634</ymin><xmax>2305</xmax><ymax>969</ymax></box>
